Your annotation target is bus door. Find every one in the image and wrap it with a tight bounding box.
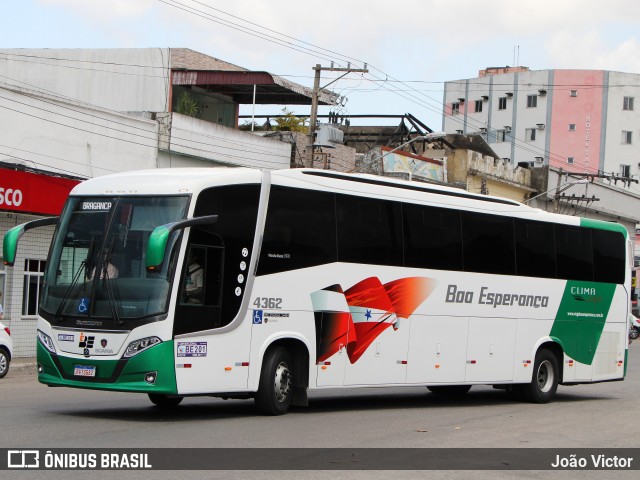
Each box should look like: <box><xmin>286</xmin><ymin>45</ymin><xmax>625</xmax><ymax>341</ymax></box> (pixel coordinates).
<box><xmin>173</xmin><ymin>237</ymin><xmax>249</xmax><ymax>393</ymax></box>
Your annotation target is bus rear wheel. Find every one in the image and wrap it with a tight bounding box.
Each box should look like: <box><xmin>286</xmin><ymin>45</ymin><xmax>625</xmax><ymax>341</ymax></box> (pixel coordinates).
<box><xmin>427</xmin><ymin>385</ymin><xmax>471</xmax><ymax>395</ymax></box>
<box><xmin>255</xmin><ymin>347</ymin><xmax>293</xmax><ymax>415</ymax></box>
<box><xmin>519</xmin><ymin>349</ymin><xmax>559</xmax><ymax>403</ymax></box>
<box><xmin>148</xmin><ymin>394</ymin><xmax>183</xmax><ymax>407</ymax></box>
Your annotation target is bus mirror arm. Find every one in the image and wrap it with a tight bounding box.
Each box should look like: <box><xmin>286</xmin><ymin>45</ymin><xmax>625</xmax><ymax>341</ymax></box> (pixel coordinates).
<box><xmin>145</xmin><ymin>215</ymin><xmax>218</xmax><ymax>270</ymax></box>
<box><xmin>2</xmin><ymin>217</ymin><xmax>59</xmax><ymax>266</ymax></box>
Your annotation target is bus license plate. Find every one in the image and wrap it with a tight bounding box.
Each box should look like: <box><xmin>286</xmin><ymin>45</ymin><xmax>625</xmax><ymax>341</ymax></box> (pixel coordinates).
<box><xmin>74</xmin><ymin>365</ymin><xmax>96</xmax><ymax>377</ymax></box>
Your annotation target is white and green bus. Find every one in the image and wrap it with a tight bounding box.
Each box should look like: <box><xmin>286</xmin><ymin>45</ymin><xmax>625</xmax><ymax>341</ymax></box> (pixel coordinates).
<box><xmin>3</xmin><ymin>168</ymin><xmax>632</xmax><ymax>414</ymax></box>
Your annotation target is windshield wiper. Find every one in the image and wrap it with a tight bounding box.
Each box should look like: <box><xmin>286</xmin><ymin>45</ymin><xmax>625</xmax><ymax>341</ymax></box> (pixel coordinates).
<box><xmin>54</xmin><ymin>236</ymin><xmax>95</xmax><ymax>322</ymax></box>
<box><xmin>54</xmin><ymin>259</ymin><xmax>88</xmax><ymax>322</ymax></box>
<box><xmin>100</xmin><ymin>244</ymin><xmax>123</xmax><ymax>326</ymax></box>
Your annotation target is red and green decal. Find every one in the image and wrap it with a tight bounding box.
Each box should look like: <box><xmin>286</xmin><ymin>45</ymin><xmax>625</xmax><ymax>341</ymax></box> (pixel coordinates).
<box><xmin>312</xmin><ymin>276</ymin><xmax>436</xmax><ymax>364</ymax></box>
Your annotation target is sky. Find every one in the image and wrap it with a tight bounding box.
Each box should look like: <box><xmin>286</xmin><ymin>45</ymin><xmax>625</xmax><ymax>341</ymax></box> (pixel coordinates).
<box><xmin>3</xmin><ymin>0</ymin><xmax>640</xmax><ymax>129</ymax></box>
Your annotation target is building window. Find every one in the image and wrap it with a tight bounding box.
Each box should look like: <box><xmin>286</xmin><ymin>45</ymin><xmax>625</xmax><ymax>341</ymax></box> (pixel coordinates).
<box><xmin>451</xmin><ymin>102</ymin><xmax>460</xmax><ymax>115</ymax></box>
<box><xmin>496</xmin><ymin>130</ymin><xmax>506</xmax><ymax>142</ymax></box>
<box><xmin>474</xmin><ymin>100</ymin><xmax>483</xmax><ymax>113</ymax></box>
<box><xmin>570</xmin><ymin>90</ymin><xmax>578</xmax><ymax>97</ymax></box>
<box><xmin>527</xmin><ymin>95</ymin><xmax>538</xmax><ymax>108</ymax></box>
<box><xmin>498</xmin><ymin>97</ymin><xmax>507</xmax><ymax>110</ymax></box>
<box><xmin>568</xmin><ymin>124</ymin><xmax>576</xmax><ymax>131</ymax></box>
<box><xmin>623</xmin><ymin>97</ymin><xmax>634</xmax><ymax>111</ymax></box>
<box><xmin>621</xmin><ymin>165</ymin><xmax>631</xmax><ymax>177</ymax></box>
<box><xmin>567</xmin><ymin>156</ymin><xmax>574</xmax><ymax>164</ymax></box>
<box><xmin>525</xmin><ymin>128</ymin><xmax>536</xmax><ymax>141</ymax></box>
<box><xmin>22</xmin><ymin>259</ymin><xmax>46</xmax><ymax>317</ymax></box>
<box><xmin>622</xmin><ymin>130</ymin><xmax>633</xmax><ymax>145</ymax></box>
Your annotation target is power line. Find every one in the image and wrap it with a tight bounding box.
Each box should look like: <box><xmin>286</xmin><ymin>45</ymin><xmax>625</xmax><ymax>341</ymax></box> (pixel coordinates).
<box><xmin>157</xmin><ymin>0</ymin><xmax>344</xmax><ymax>66</ymax></box>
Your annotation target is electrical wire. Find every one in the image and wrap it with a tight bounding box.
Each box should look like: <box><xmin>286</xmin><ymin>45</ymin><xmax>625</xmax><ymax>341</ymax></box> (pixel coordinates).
<box><xmin>1</xmin><ymin>1</ymin><xmax>635</xmax><ymax>182</ymax></box>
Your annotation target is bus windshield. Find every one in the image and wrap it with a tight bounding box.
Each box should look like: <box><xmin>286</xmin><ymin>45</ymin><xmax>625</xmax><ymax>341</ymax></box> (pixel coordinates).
<box><xmin>40</xmin><ymin>196</ymin><xmax>189</xmax><ymax>327</ymax></box>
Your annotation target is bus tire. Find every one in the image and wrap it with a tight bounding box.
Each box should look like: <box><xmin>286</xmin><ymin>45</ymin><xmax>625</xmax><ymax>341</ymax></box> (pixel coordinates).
<box><xmin>148</xmin><ymin>394</ymin><xmax>183</xmax><ymax>407</ymax></box>
<box><xmin>255</xmin><ymin>347</ymin><xmax>293</xmax><ymax>415</ymax></box>
<box><xmin>519</xmin><ymin>349</ymin><xmax>559</xmax><ymax>404</ymax></box>
<box><xmin>427</xmin><ymin>385</ymin><xmax>471</xmax><ymax>395</ymax></box>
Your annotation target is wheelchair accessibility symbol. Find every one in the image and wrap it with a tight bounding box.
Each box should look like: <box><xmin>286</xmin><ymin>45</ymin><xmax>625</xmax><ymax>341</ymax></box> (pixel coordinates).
<box><xmin>253</xmin><ymin>310</ymin><xmax>263</xmax><ymax>324</ymax></box>
<box><xmin>78</xmin><ymin>298</ymin><xmax>89</xmax><ymax>313</ymax></box>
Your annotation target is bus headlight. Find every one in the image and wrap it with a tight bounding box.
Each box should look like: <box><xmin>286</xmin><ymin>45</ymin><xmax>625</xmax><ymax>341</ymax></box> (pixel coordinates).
<box><xmin>37</xmin><ymin>330</ymin><xmax>57</xmax><ymax>354</ymax></box>
<box><xmin>123</xmin><ymin>336</ymin><xmax>161</xmax><ymax>358</ymax></box>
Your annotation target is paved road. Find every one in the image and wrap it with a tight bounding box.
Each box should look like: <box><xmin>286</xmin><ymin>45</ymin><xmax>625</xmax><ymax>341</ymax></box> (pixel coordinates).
<box><xmin>1</xmin><ymin>344</ymin><xmax>639</xmax><ymax>479</ymax></box>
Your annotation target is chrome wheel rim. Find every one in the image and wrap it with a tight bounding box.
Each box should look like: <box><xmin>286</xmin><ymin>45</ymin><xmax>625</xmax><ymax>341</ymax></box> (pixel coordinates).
<box><xmin>536</xmin><ymin>359</ymin><xmax>554</xmax><ymax>392</ymax></box>
<box><xmin>273</xmin><ymin>361</ymin><xmax>291</xmax><ymax>403</ymax></box>
<box><xmin>0</xmin><ymin>354</ymin><xmax>7</xmax><ymax>375</ymax></box>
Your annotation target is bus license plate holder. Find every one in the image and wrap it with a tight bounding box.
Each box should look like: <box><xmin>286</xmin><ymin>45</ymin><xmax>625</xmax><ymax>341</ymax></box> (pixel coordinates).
<box><xmin>74</xmin><ymin>365</ymin><xmax>96</xmax><ymax>377</ymax></box>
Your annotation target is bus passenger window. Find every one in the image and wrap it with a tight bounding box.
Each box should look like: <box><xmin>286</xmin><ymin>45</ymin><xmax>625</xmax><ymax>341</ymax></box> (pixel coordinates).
<box><xmin>556</xmin><ymin>225</ymin><xmax>593</xmax><ymax>281</ymax></box>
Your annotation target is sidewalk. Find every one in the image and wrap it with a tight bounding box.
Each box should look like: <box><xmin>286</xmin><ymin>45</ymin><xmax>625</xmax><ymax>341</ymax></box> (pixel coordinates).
<box><xmin>7</xmin><ymin>356</ymin><xmax>37</xmax><ymax>376</ymax></box>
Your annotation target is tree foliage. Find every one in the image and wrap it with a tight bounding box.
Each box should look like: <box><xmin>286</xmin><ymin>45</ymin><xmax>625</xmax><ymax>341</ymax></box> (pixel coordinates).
<box><xmin>273</xmin><ymin>108</ymin><xmax>307</xmax><ymax>132</ymax></box>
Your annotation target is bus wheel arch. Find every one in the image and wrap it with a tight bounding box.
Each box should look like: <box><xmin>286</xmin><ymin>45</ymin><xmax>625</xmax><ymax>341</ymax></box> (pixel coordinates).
<box><xmin>255</xmin><ymin>338</ymin><xmax>309</xmax><ymax>415</ymax></box>
<box><xmin>519</xmin><ymin>342</ymin><xmax>562</xmax><ymax>403</ymax></box>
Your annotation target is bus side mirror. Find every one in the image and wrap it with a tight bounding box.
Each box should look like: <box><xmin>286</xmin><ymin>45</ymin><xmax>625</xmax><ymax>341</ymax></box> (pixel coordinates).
<box><xmin>2</xmin><ymin>217</ymin><xmax>59</xmax><ymax>266</ymax></box>
<box><xmin>145</xmin><ymin>215</ymin><xmax>218</xmax><ymax>271</ymax></box>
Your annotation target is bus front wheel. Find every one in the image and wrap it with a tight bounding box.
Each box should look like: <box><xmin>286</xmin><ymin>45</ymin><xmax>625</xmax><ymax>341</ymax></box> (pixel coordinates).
<box><xmin>255</xmin><ymin>347</ymin><xmax>293</xmax><ymax>415</ymax></box>
<box><xmin>519</xmin><ymin>349</ymin><xmax>559</xmax><ymax>403</ymax></box>
<box><xmin>148</xmin><ymin>394</ymin><xmax>183</xmax><ymax>408</ymax></box>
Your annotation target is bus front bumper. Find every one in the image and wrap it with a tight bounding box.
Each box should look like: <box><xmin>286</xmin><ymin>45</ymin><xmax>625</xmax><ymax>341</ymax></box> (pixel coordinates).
<box><xmin>37</xmin><ymin>340</ymin><xmax>178</xmax><ymax>394</ymax></box>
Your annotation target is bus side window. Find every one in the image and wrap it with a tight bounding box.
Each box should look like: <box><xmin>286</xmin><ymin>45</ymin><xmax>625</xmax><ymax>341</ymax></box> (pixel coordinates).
<box><xmin>556</xmin><ymin>225</ymin><xmax>593</xmax><ymax>281</ymax></box>
<box><xmin>515</xmin><ymin>220</ymin><xmax>556</xmax><ymax>279</ymax></box>
<box><xmin>337</xmin><ymin>195</ymin><xmax>402</xmax><ymax>267</ymax></box>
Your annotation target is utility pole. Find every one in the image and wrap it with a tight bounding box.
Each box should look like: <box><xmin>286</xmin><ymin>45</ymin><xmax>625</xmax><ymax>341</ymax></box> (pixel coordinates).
<box><xmin>306</xmin><ymin>63</ymin><xmax>368</xmax><ymax>167</ymax></box>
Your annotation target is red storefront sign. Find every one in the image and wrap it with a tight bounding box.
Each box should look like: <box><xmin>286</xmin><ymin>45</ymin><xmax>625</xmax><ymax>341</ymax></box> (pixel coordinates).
<box><xmin>0</xmin><ymin>168</ymin><xmax>81</xmax><ymax>216</ymax></box>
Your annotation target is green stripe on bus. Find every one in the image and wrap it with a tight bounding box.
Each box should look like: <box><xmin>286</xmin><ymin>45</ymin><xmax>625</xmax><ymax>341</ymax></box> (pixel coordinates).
<box><xmin>550</xmin><ymin>281</ymin><xmax>616</xmax><ymax>365</ymax></box>
<box><xmin>580</xmin><ymin>218</ymin><xmax>628</xmax><ymax>237</ymax></box>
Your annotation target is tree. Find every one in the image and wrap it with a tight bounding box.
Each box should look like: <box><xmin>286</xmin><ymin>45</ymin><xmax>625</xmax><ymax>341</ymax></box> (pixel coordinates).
<box><xmin>175</xmin><ymin>91</ymin><xmax>200</xmax><ymax>118</ymax></box>
<box><xmin>274</xmin><ymin>108</ymin><xmax>307</xmax><ymax>132</ymax></box>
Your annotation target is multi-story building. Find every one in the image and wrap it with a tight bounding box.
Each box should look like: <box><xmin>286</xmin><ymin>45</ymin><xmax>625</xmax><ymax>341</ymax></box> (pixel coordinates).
<box><xmin>443</xmin><ymin>66</ymin><xmax>640</xmax><ymax>180</ymax></box>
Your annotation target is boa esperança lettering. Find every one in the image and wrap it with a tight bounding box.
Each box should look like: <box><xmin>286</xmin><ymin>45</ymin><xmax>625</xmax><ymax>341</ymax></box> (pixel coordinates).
<box><xmin>445</xmin><ymin>284</ymin><xmax>549</xmax><ymax>309</ymax></box>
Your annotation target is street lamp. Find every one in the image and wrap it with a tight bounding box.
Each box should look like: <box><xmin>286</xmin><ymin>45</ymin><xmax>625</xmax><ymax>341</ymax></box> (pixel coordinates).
<box><xmin>524</xmin><ymin>179</ymin><xmax>589</xmax><ymax>205</ymax></box>
<box><xmin>349</xmin><ymin>132</ymin><xmax>447</xmax><ymax>174</ymax></box>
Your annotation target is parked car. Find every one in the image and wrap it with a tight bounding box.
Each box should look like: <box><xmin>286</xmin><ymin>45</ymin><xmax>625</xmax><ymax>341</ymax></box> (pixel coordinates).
<box><xmin>0</xmin><ymin>321</ymin><xmax>13</xmax><ymax>378</ymax></box>
<box><xmin>631</xmin><ymin>314</ymin><xmax>640</xmax><ymax>341</ymax></box>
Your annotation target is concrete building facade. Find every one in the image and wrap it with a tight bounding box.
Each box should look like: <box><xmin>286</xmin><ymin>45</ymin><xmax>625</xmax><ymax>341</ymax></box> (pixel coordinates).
<box><xmin>443</xmin><ymin>67</ymin><xmax>640</xmax><ymax>182</ymax></box>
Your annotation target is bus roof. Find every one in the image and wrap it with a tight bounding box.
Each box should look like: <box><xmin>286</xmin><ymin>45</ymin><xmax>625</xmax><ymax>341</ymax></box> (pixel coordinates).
<box><xmin>70</xmin><ymin>167</ymin><xmax>261</xmax><ymax>196</ymax></box>
<box><xmin>68</xmin><ymin>167</ymin><xmax>626</xmax><ymax>234</ymax></box>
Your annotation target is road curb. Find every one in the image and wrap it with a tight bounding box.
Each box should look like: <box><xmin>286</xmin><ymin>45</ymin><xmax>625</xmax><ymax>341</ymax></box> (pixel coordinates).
<box><xmin>5</xmin><ymin>358</ymin><xmax>37</xmax><ymax>378</ymax></box>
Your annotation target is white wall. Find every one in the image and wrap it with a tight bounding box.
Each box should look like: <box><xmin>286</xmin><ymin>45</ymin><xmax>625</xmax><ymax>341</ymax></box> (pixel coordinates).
<box><xmin>512</xmin><ymin>70</ymin><xmax>550</xmax><ymax>164</ymax></box>
<box><xmin>0</xmin><ymin>48</ymin><xmax>170</xmax><ymax>113</ymax></box>
<box><xmin>603</xmin><ymin>72</ymin><xmax>640</xmax><ymax>177</ymax></box>
<box><xmin>0</xmin><ymin>85</ymin><xmax>159</xmax><ymax>177</ymax></box>
<box><xmin>166</xmin><ymin>113</ymin><xmax>291</xmax><ymax>170</ymax></box>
